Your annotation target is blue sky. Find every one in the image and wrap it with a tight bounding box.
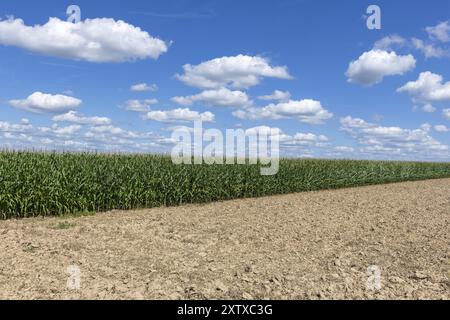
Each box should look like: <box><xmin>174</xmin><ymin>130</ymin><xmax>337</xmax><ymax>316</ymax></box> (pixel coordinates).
<box><xmin>0</xmin><ymin>0</ymin><xmax>449</xmax><ymax>160</ymax></box>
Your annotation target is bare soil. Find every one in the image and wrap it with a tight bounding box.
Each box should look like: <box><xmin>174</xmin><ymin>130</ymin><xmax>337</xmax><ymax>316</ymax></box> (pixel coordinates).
<box><xmin>0</xmin><ymin>179</ymin><xmax>449</xmax><ymax>300</ymax></box>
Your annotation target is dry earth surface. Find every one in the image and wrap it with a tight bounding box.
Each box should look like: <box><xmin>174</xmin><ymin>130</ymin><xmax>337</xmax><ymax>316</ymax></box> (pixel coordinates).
<box><xmin>0</xmin><ymin>179</ymin><xmax>449</xmax><ymax>300</ymax></box>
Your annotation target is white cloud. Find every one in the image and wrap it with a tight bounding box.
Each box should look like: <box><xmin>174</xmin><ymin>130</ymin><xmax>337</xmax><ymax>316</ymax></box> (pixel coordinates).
<box><xmin>40</xmin><ymin>138</ymin><xmax>53</xmax><ymax>144</ymax></box>
<box><xmin>143</xmin><ymin>108</ymin><xmax>215</xmax><ymax>123</ymax></box>
<box><xmin>411</xmin><ymin>38</ymin><xmax>447</xmax><ymax>58</ymax></box>
<box><xmin>176</xmin><ymin>54</ymin><xmax>292</xmax><ymax>89</ymax></box>
<box><xmin>421</xmin><ymin>104</ymin><xmax>436</xmax><ymax>113</ymax></box>
<box><xmin>0</xmin><ymin>121</ymin><xmax>33</xmax><ymax>133</ymax></box>
<box><xmin>444</xmin><ymin>108</ymin><xmax>450</xmax><ymax>120</ymax></box>
<box><xmin>340</xmin><ymin>116</ymin><xmax>449</xmax><ymax>158</ymax></box>
<box><xmin>282</xmin><ymin>132</ymin><xmax>330</xmax><ymax>149</ymax></box>
<box><xmin>171</xmin><ymin>88</ymin><xmax>252</xmax><ymax>108</ymax></box>
<box><xmin>426</xmin><ymin>21</ymin><xmax>450</xmax><ymax>43</ymax></box>
<box><xmin>87</xmin><ymin>125</ymin><xmax>139</xmax><ymax>138</ymax></box>
<box><xmin>123</xmin><ymin>99</ymin><xmax>158</xmax><ymax>112</ymax></box>
<box><xmin>373</xmin><ymin>34</ymin><xmax>407</xmax><ymax>50</ymax></box>
<box><xmin>244</xmin><ymin>126</ymin><xmax>292</xmax><ymax>146</ymax></box>
<box><xmin>292</xmin><ymin>133</ymin><xmax>328</xmax><ymax>143</ymax></box>
<box><xmin>0</xmin><ymin>17</ymin><xmax>168</xmax><ymax>63</ymax></box>
<box><xmin>420</xmin><ymin>123</ymin><xmax>432</xmax><ymax>132</ymax></box>
<box><xmin>165</xmin><ymin>125</ymin><xmax>195</xmax><ymax>133</ymax></box>
<box><xmin>298</xmin><ymin>133</ymin><xmax>327</xmax><ymax>141</ymax></box>
<box><xmin>397</xmin><ymin>72</ymin><xmax>450</xmax><ymax>103</ymax></box>
<box><xmin>52</xmin><ymin>111</ymin><xmax>111</xmax><ymax>126</ymax></box>
<box><xmin>0</xmin><ymin>119</ymin><xmax>172</xmax><ymax>153</ymax></box>
<box><xmin>434</xmin><ymin>125</ymin><xmax>449</xmax><ymax>132</ymax></box>
<box><xmin>244</xmin><ymin>126</ymin><xmax>329</xmax><ymax>147</ymax></box>
<box><xmin>233</xmin><ymin>99</ymin><xmax>333</xmax><ymax>124</ymax></box>
<box><xmin>3</xmin><ymin>132</ymin><xmax>33</xmax><ymax>142</ymax></box>
<box><xmin>258</xmin><ymin>90</ymin><xmax>291</xmax><ymax>102</ymax></box>
<box><xmin>245</xmin><ymin>126</ymin><xmax>280</xmax><ymax>137</ymax></box>
<box><xmin>345</xmin><ymin>50</ymin><xmax>416</xmax><ymax>86</ymax></box>
<box><xmin>8</xmin><ymin>92</ymin><xmax>82</xmax><ymax>113</ymax></box>
<box><xmin>51</xmin><ymin>124</ymin><xmax>82</xmax><ymax>136</ymax></box>
<box><xmin>130</xmin><ymin>83</ymin><xmax>158</xmax><ymax>92</ymax></box>
<box><xmin>244</xmin><ymin>127</ymin><xmax>294</xmax><ymax>156</ymax></box>
<box><xmin>334</xmin><ymin>146</ymin><xmax>355</xmax><ymax>153</ymax></box>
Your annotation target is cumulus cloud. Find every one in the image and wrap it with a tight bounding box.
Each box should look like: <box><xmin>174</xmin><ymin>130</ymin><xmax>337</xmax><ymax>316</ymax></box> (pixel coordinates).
<box><xmin>411</xmin><ymin>38</ymin><xmax>447</xmax><ymax>58</ymax></box>
<box><xmin>86</xmin><ymin>125</ymin><xmax>139</xmax><ymax>138</ymax></box>
<box><xmin>0</xmin><ymin>120</ymin><xmax>81</xmax><ymax>139</ymax></box>
<box><xmin>372</xmin><ymin>24</ymin><xmax>450</xmax><ymax>59</ymax></box>
<box><xmin>334</xmin><ymin>146</ymin><xmax>355</xmax><ymax>153</ymax></box>
<box><xmin>233</xmin><ymin>99</ymin><xmax>333</xmax><ymax>124</ymax></box>
<box><xmin>373</xmin><ymin>34</ymin><xmax>407</xmax><ymax>51</ymax></box>
<box><xmin>291</xmin><ymin>133</ymin><xmax>328</xmax><ymax>143</ymax></box>
<box><xmin>165</xmin><ymin>125</ymin><xmax>195</xmax><ymax>133</ymax></box>
<box><xmin>0</xmin><ymin>119</ymin><xmax>172</xmax><ymax>153</ymax></box>
<box><xmin>258</xmin><ymin>90</ymin><xmax>291</xmax><ymax>102</ymax></box>
<box><xmin>397</xmin><ymin>72</ymin><xmax>450</xmax><ymax>103</ymax></box>
<box><xmin>340</xmin><ymin>116</ymin><xmax>449</xmax><ymax>158</ymax></box>
<box><xmin>426</xmin><ymin>21</ymin><xmax>450</xmax><ymax>43</ymax></box>
<box><xmin>8</xmin><ymin>92</ymin><xmax>82</xmax><ymax>113</ymax></box>
<box><xmin>123</xmin><ymin>99</ymin><xmax>158</xmax><ymax>112</ymax></box>
<box><xmin>244</xmin><ymin>126</ymin><xmax>279</xmax><ymax>136</ymax></box>
<box><xmin>0</xmin><ymin>17</ymin><xmax>168</xmax><ymax>63</ymax></box>
<box><xmin>421</xmin><ymin>104</ymin><xmax>437</xmax><ymax>113</ymax></box>
<box><xmin>143</xmin><ymin>108</ymin><xmax>215</xmax><ymax>123</ymax></box>
<box><xmin>345</xmin><ymin>50</ymin><xmax>416</xmax><ymax>86</ymax></box>
<box><xmin>51</xmin><ymin>124</ymin><xmax>82</xmax><ymax>136</ymax></box>
<box><xmin>171</xmin><ymin>88</ymin><xmax>252</xmax><ymax>108</ymax></box>
<box><xmin>130</xmin><ymin>83</ymin><xmax>158</xmax><ymax>92</ymax></box>
<box><xmin>444</xmin><ymin>108</ymin><xmax>450</xmax><ymax>120</ymax></box>
<box><xmin>244</xmin><ymin>126</ymin><xmax>329</xmax><ymax>147</ymax></box>
<box><xmin>0</xmin><ymin>121</ymin><xmax>33</xmax><ymax>134</ymax></box>
<box><xmin>175</xmin><ymin>54</ymin><xmax>292</xmax><ymax>89</ymax></box>
<box><xmin>52</xmin><ymin>111</ymin><xmax>111</xmax><ymax>126</ymax></box>
<box><xmin>434</xmin><ymin>124</ymin><xmax>449</xmax><ymax>132</ymax></box>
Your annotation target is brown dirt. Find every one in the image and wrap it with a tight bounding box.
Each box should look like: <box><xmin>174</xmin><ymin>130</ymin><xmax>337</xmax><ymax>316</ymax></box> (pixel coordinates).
<box><xmin>0</xmin><ymin>179</ymin><xmax>449</xmax><ymax>300</ymax></box>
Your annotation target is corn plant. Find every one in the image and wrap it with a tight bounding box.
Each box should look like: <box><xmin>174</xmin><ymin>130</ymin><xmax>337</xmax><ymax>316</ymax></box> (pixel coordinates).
<box><xmin>0</xmin><ymin>151</ymin><xmax>449</xmax><ymax>219</ymax></box>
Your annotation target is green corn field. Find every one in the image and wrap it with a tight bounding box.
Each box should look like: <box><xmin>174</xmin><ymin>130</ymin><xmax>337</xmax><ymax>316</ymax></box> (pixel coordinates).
<box><xmin>0</xmin><ymin>151</ymin><xmax>449</xmax><ymax>219</ymax></box>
